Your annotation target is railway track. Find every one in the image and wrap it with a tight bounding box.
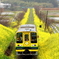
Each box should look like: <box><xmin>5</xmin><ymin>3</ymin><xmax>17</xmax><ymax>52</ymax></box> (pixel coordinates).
<box><xmin>4</xmin><ymin>8</ymin><xmax>38</xmax><ymax>59</ymax></box>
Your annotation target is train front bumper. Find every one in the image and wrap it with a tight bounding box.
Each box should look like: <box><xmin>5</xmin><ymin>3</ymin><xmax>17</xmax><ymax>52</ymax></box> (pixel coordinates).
<box><xmin>16</xmin><ymin>47</ymin><xmax>38</xmax><ymax>55</ymax></box>
<box><xmin>16</xmin><ymin>51</ymin><xmax>38</xmax><ymax>55</ymax></box>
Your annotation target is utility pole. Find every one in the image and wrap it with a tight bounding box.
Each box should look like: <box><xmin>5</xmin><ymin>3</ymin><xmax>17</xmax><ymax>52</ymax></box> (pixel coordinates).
<box><xmin>45</xmin><ymin>10</ymin><xmax>48</xmax><ymax>31</ymax></box>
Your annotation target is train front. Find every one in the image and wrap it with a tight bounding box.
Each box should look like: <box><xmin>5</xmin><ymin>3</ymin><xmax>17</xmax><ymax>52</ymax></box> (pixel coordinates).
<box><xmin>15</xmin><ymin>24</ymin><xmax>38</xmax><ymax>55</ymax></box>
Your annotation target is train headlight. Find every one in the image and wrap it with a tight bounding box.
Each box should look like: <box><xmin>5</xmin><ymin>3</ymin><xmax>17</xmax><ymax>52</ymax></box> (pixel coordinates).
<box><xmin>32</xmin><ymin>44</ymin><xmax>36</xmax><ymax>46</ymax></box>
<box><xmin>18</xmin><ymin>45</ymin><xmax>22</xmax><ymax>46</ymax></box>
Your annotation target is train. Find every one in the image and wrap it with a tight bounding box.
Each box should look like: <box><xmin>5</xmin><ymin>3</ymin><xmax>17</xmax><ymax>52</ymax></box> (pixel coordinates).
<box><xmin>15</xmin><ymin>24</ymin><xmax>38</xmax><ymax>55</ymax></box>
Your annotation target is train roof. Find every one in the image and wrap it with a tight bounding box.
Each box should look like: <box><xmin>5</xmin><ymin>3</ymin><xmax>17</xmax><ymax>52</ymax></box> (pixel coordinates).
<box><xmin>17</xmin><ymin>24</ymin><xmax>36</xmax><ymax>32</ymax></box>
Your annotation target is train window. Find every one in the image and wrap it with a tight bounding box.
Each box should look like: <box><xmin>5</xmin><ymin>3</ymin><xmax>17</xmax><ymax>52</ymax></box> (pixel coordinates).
<box><xmin>16</xmin><ymin>33</ymin><xmax>23</xmax><ymax>43</ymax></box>
<box><xmin>31</xmin><ymin>33</ymin><xmax>37</xmax><ymax>43</ymax></box>
<box><xmin>25</xmin><ymin>34</ymin><xmax>29</xmax><ymax>41</ymax></box>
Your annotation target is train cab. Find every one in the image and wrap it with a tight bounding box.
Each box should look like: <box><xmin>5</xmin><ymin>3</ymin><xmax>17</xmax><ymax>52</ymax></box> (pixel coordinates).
<box><xmin>15</xmin><ymin>24</ymin><xmax>38</xmax><ymax>55</ymax></box>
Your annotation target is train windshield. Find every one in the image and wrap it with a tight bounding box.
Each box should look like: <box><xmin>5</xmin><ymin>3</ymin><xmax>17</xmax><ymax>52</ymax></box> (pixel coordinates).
<box><xmin>25</xmin><ymin>34</ymin><xmax>29</xmax><ymax>41</ymax></box>
<box><xmin>16</xmin><ymin>33</ymin><xmax>23</xmax><ymax>43</ymax></box>
<box><xmin>31</xmin><ymin>32</ymin><xmax>37</xmax><ymax>43</ymax></box>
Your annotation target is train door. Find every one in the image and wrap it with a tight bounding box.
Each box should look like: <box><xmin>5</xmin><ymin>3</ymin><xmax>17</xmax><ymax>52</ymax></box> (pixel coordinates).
<box><xmin>23</xmin><ymin>32</ymin><xmax>30</xmax><ymax>47</ymax></box>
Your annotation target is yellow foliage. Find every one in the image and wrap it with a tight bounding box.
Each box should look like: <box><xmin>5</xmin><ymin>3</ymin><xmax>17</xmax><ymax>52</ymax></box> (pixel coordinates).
<box><xmin>33</xmin><ymin>8</ymin><xmax>50</xmax><ymax>44</ymax></box>
<box><xmin>39</xmin><ymin>33</ymin><xmax>59</xmax><ymax>59</ymax></box>
<box><xmin>20</xmin><ymin>8</ymin><xmax>30</xmax><ymax>25</ymax></box>
<box><xmin>0</xmin><ymin>24</ymin><xmax>15</xmax><ymax>55</ymax></box>
<box><xmin>33</xmin><ymin>8</ymin><xmax>59</xmax><ymax>59</ymax></box>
